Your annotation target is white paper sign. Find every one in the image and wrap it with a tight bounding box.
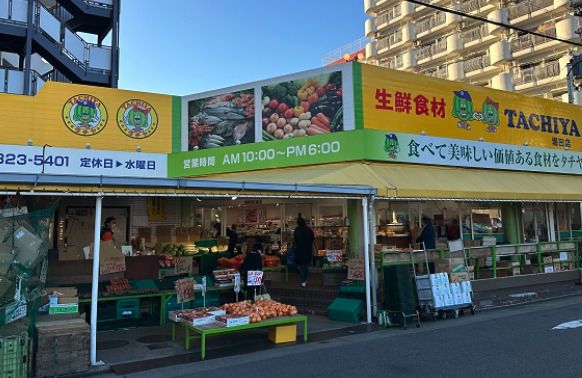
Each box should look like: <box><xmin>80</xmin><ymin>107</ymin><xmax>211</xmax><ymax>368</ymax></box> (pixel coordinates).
<box><xmin>559</xmin><ymin>252</ymin><xmax>569</xmax><ymax>261</ymax></box>
<box><xmin>247</xmin><ymin>271</ymin><xmax>263</xmax><ymax>286</ymax></box>
<box><xmin>121</xmin><ymin>245</ymin><xmax>133</xmax><ymax>256</ymax></box>
<box><xmin>233</xmin><ymin>273</ymin><xmax>241</xmax><ymax>293</ymax></box>
<box><xmin>0</xmin><ymin>144</ymin><xmax>167</xmax><ymax>178</ymax></box>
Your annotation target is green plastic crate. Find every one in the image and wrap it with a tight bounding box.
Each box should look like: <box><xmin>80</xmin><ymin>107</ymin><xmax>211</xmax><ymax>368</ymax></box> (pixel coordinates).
<box><xmin>327</xmin><ymin>298</ymin><xmax>363</xmax><ymax>323</ymax></box>
<box><xmin>116</xmin><ymin>299</ymin><xmax>140</xmax><ymax>320</ymax></box>
<box><xmin>0</xmin><ymin>327</ymin><xmax>28</xmax><ymax>378</ymax></box>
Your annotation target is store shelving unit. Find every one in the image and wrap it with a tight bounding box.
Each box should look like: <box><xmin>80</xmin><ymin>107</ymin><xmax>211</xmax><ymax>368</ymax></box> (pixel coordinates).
<box><xmin>376</xmin><ymin>224</ymin><xmax>411</xmax><ymax>249</ymax></box>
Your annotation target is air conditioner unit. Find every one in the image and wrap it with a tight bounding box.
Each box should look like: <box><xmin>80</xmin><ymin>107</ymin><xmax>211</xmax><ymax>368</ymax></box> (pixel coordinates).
<box><xmin>457</xmin><ymin>22</ymin><xmax>466</xmax><ymax>31</ymax></box>
<box><xmin>414</xmin><ymin>40</ymin><xmax>422</xmax><ymax>47</ymax></box>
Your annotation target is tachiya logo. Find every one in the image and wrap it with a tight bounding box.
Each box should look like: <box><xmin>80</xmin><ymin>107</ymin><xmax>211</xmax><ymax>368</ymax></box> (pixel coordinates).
<box><xmin>384</xmin><ymin>133</ymin><xmax>400</xmax><ymax>159</ymax></box>
<box><xmin>117</xmin><ymin>99</ymin><xmax>158</xmax><ymax>139</ymax></box>
<box><xmin>451</xmin><ymin>90</ymin><xmax>500</xmax><ymax>133</ymax></box>
<box><xmin>62</xmin><ymin>94</ymin><xmax>108</xmax><ymax>136</ymax></box>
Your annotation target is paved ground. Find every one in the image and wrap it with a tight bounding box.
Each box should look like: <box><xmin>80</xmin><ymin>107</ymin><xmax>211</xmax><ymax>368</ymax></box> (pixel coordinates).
<box><xmin>93</xmin><ymin>295</ymin><xmax>582</xmax><ymax>378</ymax></box>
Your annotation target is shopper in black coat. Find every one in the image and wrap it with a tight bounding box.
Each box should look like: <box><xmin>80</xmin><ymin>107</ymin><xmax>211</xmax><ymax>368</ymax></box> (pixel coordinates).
<box><xmin>240</xmin><ymin>243</ymin><xmax>263</xmax><ymax>290</ymax></box>
<box><xmin>293</xmin><ymin>217</ymin><xmax>315</xmax><ymax>287</ymax></box>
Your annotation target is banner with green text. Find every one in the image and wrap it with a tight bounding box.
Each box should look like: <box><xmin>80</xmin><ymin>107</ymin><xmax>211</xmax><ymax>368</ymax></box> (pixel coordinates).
<box><xmin>168</xmin><ymin>130</ymin><xmax>365</xmax><ymax>177</ymax></box>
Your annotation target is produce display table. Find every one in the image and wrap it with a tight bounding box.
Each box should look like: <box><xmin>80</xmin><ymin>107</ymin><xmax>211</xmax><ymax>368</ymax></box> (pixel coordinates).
<box><xmin>172</xmin><ymin>315</ymin><xmax>308</xmax><ymax>360</ymax></box>
<box><xmin>79</xmin><ymin>285</ymin><xmax>236</xmax><ymax>326</ymax></box>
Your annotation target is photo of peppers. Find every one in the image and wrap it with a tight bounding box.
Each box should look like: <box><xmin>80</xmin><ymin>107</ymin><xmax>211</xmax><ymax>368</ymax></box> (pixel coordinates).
<box><xmin>261</xmin><ymin>71</ymin><xmax>343</xmax><ymax>141</ymax></box>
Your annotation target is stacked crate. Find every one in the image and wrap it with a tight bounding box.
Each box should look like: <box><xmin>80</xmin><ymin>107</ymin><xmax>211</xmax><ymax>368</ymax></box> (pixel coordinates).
<box><xmin>0</xmin><ymin>318</ymin><xmax>29</xmax><ymax>378</ymax></box>
<box><xmin>35</xmin><ymin>316</ymin><xmax>89</xmax><ymax>377</ymax></box>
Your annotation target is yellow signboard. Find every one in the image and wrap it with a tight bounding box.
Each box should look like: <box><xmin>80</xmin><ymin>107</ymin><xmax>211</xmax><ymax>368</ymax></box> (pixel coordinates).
<box><xmin>0</xmin><ymin>82</ymin><xmax>173</xmax><ymax>153</ymax></box>
<box><xmin>361</xmin><ymin>64</ymin><xmax>582</xmax><ymax>152</ymax></box>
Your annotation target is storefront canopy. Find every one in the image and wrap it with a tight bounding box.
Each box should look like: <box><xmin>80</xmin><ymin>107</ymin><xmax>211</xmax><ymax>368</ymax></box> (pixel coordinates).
<box><xmin>0</xmin><ymin>173</ymin><xmax>374</xmax><ymax>198</ymax></box>
<box><xmin>196</xmin><ymin>162</ymin><xmax>582</xmax><ymax>202</ymax></box>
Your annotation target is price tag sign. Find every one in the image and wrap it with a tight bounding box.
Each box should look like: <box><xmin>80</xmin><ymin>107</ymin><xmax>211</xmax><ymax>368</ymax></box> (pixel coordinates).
<box><xmin>326</xmin><ymin>250</ymin><xmax>343</xmax><ymax>263</ymax></box>
<box><xmin>233</xmin><ymin>273</ymin><xmax>241</xmax><ymax>293</ymax></box>
<box><xmin>247</xmin><ymin>270</ymin><xmax>263</xmax><ymax>286</ymax></box>
<box><xmin>100</xmin><ymin>255</ymin><xmax>126</xmax><ymax>275</ymax></box>
<box><xmin>175</xmin><ymin>278</ymin><xmax>195</xmax><ymax>304</ymax></box>
<box><xmin>347</xmin><ymin>259</ymin><xmax>365</xmax><ymax>281</ymax></box>
<box><xmin>174</xmin><ymin>256</ymin><xmax>193</xmax><ymax>275</ymax></box>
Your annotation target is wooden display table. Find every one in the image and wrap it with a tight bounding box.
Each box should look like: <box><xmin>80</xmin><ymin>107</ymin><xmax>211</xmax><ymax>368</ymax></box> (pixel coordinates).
<box><xmin>172</xmin><ymin>315</ymin><xmax>308</xmax><ymax>360</ymax></box>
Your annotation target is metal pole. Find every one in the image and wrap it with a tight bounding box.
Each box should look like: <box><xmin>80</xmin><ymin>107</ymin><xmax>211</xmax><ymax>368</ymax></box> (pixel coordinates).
<box><xmin>90</xmin><ymin>196</ymin><xmax>103</xmax><ymax>366</ymax></box>
<box><xmin>362</xmin><ymin>198</ymin><xmax>372</xmax><ymax>324</ymax></box>
<box><xmin>567</xmin><ymin>61</ymin><xmax>575</xmax><ymax>104</ymax></box>
<box><xmin>367</xmin><ymin>196</ymin><xmax>378</xmax><ymax>315</ymax></box>
<box><xmin>23</xmin><ymin>0</ymin><xmax>34</xmax><ymax>95</ymax></box>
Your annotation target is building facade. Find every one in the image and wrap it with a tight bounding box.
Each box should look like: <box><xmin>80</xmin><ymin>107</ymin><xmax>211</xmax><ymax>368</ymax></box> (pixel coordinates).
<box><xmin>364</xmin><ymin>0</ymin><xmax>582</xmax><ymax>103</ymax></box>
<box><xmin>0</xmin><ymin>0</ymin><xmax>120</xmax><ymax>95</ymax></box>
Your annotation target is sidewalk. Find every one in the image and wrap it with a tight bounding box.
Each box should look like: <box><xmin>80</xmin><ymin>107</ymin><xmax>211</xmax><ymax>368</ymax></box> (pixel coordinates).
<box><xmin>81</xmin><ymin>278</ymin><xmax>582</xmax><ymax>377</ymax></box>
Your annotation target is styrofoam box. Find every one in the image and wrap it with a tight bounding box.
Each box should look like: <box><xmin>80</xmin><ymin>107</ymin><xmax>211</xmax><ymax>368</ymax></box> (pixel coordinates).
<box><xmin>431</xmin><ymin>286</ymin><xmax>443</xmax><ymax>297</ymax></box>
<box><xmin>462</xmin><ymin>292</ymin><xmax>472</xmax><ymax>304</ymax></box>
<box><xmin>461</xmin><ymin>281</ymin><xmax>472</xmax><ymax>293</ymax></box>
<box><xmin>444</xmin><ymin>295</ymin><xmax>454</xmax><ymax>307</ymax></box>
<box><xmin>429</xmin><ymin>274</ymin><xmax>439</xmax><ymax>285</ymax></box>
<box><xmin>433</xmin><ymin>295</ymin><xmax>445</xmax><ymax>308</ymax></box>
<box><xmin>207</xmin><ymin>309</ymin><xmax>226</xmax><ymax>317</ymax></box>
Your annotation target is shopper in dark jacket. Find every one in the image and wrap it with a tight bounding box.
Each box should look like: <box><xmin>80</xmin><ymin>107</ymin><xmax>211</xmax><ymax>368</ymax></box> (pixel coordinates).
<box><xmin>416</xmin><ymin>216</ymin><xmax>436</xmax><ymax>249</ymax></box>
<box><xmin>240</xmin><ymin>243</ymin><xmax>263</xmax><ymax>289</ymax></box>
<box><xmin>226</xmin><ymin>224</ymin><xmax>238</xmax><ymax>254</ymax></box>
<box><xmin>293</xmin><ymin>217</ymin><xmax>315</xmax><ymax>287</ymax></box>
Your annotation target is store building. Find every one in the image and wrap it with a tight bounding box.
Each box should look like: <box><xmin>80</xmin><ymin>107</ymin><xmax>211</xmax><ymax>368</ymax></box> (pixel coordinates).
<box><xmin>364</xmin><ymin>0</ymin><xmax>582</xmax><ymax>104</ymax></box>
<box><xmin>1</xmin><ymin>61</ymin><xmax>582</xmax><ymax>370</ymax></box>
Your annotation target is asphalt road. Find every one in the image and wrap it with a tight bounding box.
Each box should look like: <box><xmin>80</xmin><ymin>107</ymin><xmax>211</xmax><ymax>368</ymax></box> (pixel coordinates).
<box><xmin>111</xmin><ymin>296</ymin><xmax>582</xmax><ymax>378</ymax></box>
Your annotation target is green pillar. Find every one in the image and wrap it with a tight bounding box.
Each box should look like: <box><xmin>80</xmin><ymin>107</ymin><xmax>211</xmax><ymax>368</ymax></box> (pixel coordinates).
<box><xmin>347</xmin><ymin>199</ymin><xmax>363</xmax><ymax>259</ymax></box>
<box><xmin>502</xmin><ymin>203</ymin><xmax>520</xmax><ymax>244</ymax></box>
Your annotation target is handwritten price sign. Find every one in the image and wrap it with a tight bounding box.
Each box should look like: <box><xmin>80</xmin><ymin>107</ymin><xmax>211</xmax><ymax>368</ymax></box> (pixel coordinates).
<box><xmin>247</xmin><ymin>271</ymin><xmax>263</xmax><ymax>287</ymax></box>
<box><xmin>347</xmin><ymin>259</ymin><xmax>365</xmax><ymax>281</ymax></box>
<box><xmin>100</xmin><ymin>255</ymin><xmax>126</xmax><ymax>275</ymax></box>
<box><xmin>174</xmin><ymin>256</ymin><xmax>193</xmax><ymax>275</ymax></box>
<box><xmin>175</xmin><ymin>278</ymin><xmax>195</xmax><ymax>304</ymax></box>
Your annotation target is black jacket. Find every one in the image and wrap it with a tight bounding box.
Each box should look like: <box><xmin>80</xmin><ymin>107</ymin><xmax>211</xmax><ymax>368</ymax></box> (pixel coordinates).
<box><xmin>240</xmin><ymin>250</ymin><xmax>262</xmax><ymax>286</ymax></box>
<box><xmin>293</xmin><ymin>225</ymin><xmax>315</xmax><ymax>265</ymax></box>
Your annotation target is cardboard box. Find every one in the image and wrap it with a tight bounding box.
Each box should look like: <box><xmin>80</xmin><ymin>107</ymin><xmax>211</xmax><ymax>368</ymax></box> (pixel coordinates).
<box><xmin>543</xmin><ymin>256</ymin><xmax>553</xmax><ymax>264</ymax></box>
<box><xmin>450</xmin><ymin>272</ymin><xmax>470</xmax><ymax>283</ymax></box>
<box><xmin>13</xmin><ymin>226</ymin><xmax>43</xmax><ymax>268</ymax></box>
<box><xmin>47</xmin><ymin>287</ymin><xmax>78</xmax><ymax>297</ymax></box>
<box><xmin>268</xmin><ymin>324</ymin><xmax>297</xmax><ymax>344</ymax></box>
<box><xmin>217</xmin><ymin>315</ymin><xmax>250</xmax><ymax>327</ymax></box>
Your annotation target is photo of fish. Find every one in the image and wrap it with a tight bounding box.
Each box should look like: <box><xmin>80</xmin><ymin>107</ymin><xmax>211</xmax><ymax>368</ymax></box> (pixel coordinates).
<box><xmin>187</xmin><ymin>89</ymin><xmax>255</xmax><ymax>150</ymax></box>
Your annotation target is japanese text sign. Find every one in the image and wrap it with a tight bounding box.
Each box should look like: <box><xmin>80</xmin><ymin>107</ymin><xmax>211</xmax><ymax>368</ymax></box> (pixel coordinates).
<box><xmin>347</xmin><ymin>259</ymin><xmax>365</xmax><ymax>281</ymax></box>
<box><xmin>247</xmin><ymin>271</ymin><xmax>263</xmax><ymax>286</ymax></box>
<box><xmin>100</xmin><ymin>255</ymin><xmax>126</xmax><ymax>275</ymax></box>
<box><xmin>365</xmin><ymin>129</ymin><xmax>582</xmax><ymax>175</ymax></box>
<box><xmin>174</xmin><ymin>256</ymin><xmax>193</xmax><ymax>275</ymax></box>
<box><xmin>326</xmin><ymin>250</ymin><xmax>343</xmax><ymax>263</ymax></box>
<box><xmin>360</xmin><ymin>63</ymin><xmax>582</xmax><ymax>153</ymax></box>
<box><xmin>175</xmin><ymin>278</ymin><xmax>195</xmax><ymax>304</ymax></box>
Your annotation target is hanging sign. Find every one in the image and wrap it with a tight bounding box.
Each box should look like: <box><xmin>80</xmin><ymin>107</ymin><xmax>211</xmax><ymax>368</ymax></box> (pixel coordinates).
<box><xmin>174</xmin><ymin>256</ymin><xmax>193</xmax><ymax>275</ymax></box>
<box><xmin>175</xmin><ymin>278</ymin><xmax>195</xmax><ymax>304</ymax></box>
<box><xmin>347</xmin><ymin>259</ymin><xmax>365</xmax><ymax>281</ymax></box>
<box><xmin>247</xmin><ymin>270</ymin><xmax>263</xmax><ymax>286</ymax></box>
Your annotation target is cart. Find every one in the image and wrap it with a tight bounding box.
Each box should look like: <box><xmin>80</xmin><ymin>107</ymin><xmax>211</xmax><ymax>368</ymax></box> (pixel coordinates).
<box><xmin>411</xmin><ymin>243</ymin><xmax>475</xmax><ymax>320</ymax></box>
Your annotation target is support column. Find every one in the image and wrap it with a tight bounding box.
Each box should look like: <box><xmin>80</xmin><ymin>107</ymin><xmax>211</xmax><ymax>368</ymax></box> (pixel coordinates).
<box><xmin>347</xmin><ymin>200</ymin><xmax>363</xmax><ymax>258</ymax></box>
<box><xmin>90</xmin><ymin>196</ymin><xmax>103</xmax><ymax>366</ymax></box>
<box><xmin>367</xmin><ymin>196</ymin><xmax>378</xmax><ymax>315</ymax></box>
<box><xmin>362</xmin><ymin>198</ymin><xmax>372</xmax><ymax>324</ymax></box>
<box><xmin>501</xmin><ymin>203</ymin><xmax>519</xmax><ymax>244</ymax></box>
<box><xmin>23</xmin><ymin>0</ymin><xmax>34</xmax><ymax>95</ymax></box>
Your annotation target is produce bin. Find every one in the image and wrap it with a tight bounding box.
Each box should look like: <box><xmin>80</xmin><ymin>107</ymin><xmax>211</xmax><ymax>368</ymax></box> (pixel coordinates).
<box><xmin>327</xmin><ymin>298</ymin><xmax>363</xmax><ymax>323</ymax></box>
<box><xmin>268</xmin><ymin>324</ymin><xmax>297</xmax><ymax>344</ymax></box>
<box><xmin>116</xmin><ymin>299</ymin><xmax>140</xmax><ymax>320</ymax></box>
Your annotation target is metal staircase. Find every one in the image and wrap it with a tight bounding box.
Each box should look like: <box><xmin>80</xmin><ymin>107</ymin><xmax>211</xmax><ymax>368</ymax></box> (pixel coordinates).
<box><xmin>0</xmin><ymin>0</ymin><xmax>119</xmax><ymax>94</ymax></box>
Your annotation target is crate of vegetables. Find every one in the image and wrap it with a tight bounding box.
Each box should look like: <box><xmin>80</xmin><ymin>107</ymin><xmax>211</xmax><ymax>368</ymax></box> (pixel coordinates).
<box><xmin>216</xmin><ymin>314</ymin><xmax>250</xmax><ymax>327</ymax></box>
<box><xmin>181</xmin><ymin>311</ymin><xmax>216</xmax><ymax>327</ymax></box>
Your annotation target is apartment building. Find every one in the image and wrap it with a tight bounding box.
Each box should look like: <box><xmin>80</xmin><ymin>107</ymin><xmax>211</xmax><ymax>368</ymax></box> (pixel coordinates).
<box><xmin>364</xmin><ymin>0</ymin><xmax>582</xmax><ymax>103</ymax></box>
<box><xmin>0</xmin><ymin>0</ymin><xmax>120</xmax><ymax>95</ymax></box>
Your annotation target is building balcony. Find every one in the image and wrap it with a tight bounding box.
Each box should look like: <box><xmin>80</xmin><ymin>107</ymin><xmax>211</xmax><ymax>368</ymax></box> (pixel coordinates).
<box><xmin>365</xmin><ymin>0</ymin><xmax>395</xmax><ymax>15</ymax></box>
<box><xmin>459</xmin><ymin>0</ymin><xmax>497</xmax><ymax>15</ymax></box>
<box><xmin>511</xmin><ymin>27</ymin><xmax>561</xmax><ymax>59</ymax></box>
<box><xmin>372</xmin><ymin>2</ymin><xmax>416</xmax><ymax>35</ymax></box>
<box><xmin>415</xmin><ymin>10</ymin><xmax>460</xmax><ymax>40</ymax></box>
<box><xmin>514</xmin><ymin>60</ymin><xmax>561</xmax><ymax>90</ymax></box>
<box><xmin>464</xmin><ymin>54</ymin><xmax>498</xmax><ymax>79</ymax></box>
<box><xmin>416</xmin><ymin>38</ymin><xmax>449</xmax><ymax>64</ymax></box>
<box><xmin>461</xmin><ymin>24</ymin><xmax>498</xmax><ymax>51</ymax></box>
<box><xmin>421</xmin><ymin>64</ymin><xmax>449</xmax><ymax>80</ymax></box>
<box><xmin>508</xmin><ymin>0</ymin><xmax>555</xmax><ymax>27</ymax></box>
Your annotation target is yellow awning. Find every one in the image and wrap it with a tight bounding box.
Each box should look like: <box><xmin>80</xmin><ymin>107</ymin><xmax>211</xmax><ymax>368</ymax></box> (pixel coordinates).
<box><xmin>198</xmin><ymin>162</ymin><xmax>582</xmax><ymax>201</ymax></box>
